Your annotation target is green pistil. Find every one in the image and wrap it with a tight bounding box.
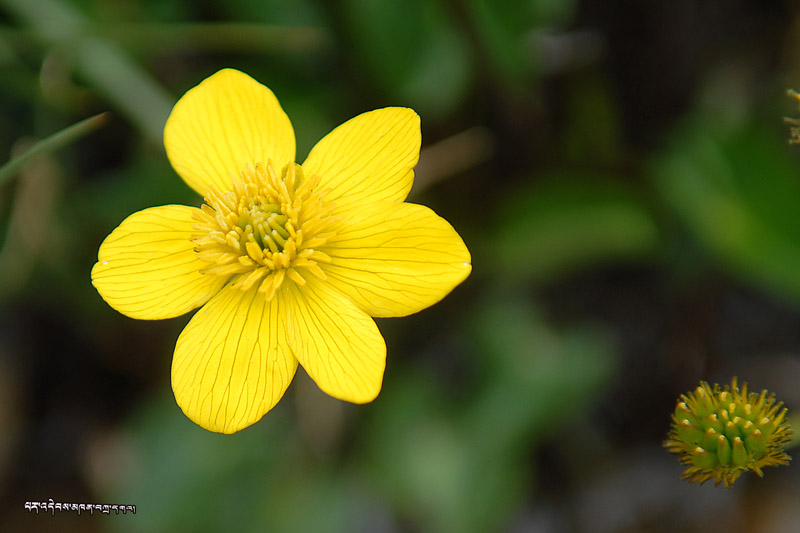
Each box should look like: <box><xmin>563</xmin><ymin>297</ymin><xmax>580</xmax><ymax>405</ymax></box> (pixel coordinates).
<box><xmin>237</xmin><ymin>206</ymin><xmax>290</xmax><ymax>253</ymax></box>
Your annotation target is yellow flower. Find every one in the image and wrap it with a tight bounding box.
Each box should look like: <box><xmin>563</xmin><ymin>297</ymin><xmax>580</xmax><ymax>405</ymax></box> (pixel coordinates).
<box><xmin>91</xmin><ymin>69</ymin><xmax>471</xmax><ymax>433</ymax></box>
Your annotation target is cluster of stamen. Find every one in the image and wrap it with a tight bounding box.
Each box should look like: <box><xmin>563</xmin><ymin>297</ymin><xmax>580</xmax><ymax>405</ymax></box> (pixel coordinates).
<box><xmin>192</xmin><ymin>160</ymin><xmax>337</xmax><ymax>300</ymax></box>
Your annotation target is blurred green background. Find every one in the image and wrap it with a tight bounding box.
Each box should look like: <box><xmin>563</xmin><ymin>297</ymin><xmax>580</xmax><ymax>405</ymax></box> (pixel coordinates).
<box><xmin>3</xmin><ymin>0</ymin><xmax>800</xmax><ymax>531</ymax></box>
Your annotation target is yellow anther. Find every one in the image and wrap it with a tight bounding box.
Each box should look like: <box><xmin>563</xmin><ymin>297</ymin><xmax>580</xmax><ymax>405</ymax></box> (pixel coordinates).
<box><xmin>192</xmin><ymin>161</ymin><xmax>336</xmax><ymax>293</ymax></box>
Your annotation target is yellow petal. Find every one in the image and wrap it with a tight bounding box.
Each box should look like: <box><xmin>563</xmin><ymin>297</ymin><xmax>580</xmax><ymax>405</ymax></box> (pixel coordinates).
<box><xmin>301</xmin><ymin>108</ymin><xmax>420</xmax><ymax>210</ymax></box>
<box><xmin>91</xmin><ymin>205</ymin><xmax>228</xmax><ymax>320</ymax></box>
<box><xmin>284</xmin><ymin>277</ymin><xmax>386</xmax><ymax>404</ymax></box>
<box><xmin>322</xmin><ymin>202</ymin><xmax>471</xmax><ymax>317</ymax></box>
<box><xmin>172</xmin><ymin>284</ymin><xmax>297</xmax><ymax>434</ymax></box>
<box><xmin>164</xmin><ymin>68</ymin><xmax>295</xmax><ymax>196</ymax></box>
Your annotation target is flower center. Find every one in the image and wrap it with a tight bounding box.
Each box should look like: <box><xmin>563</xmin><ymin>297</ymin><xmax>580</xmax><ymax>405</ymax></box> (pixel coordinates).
<box><xmin>192</xmin><ymin>160</ymin><xmax>336</xmax><ymax>300</ymax></box>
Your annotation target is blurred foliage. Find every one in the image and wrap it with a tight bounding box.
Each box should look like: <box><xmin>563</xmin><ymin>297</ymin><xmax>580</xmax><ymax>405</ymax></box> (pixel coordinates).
<box><xmin>340</xmin><ymin>0</ymin><xmax>472</xmax><ymax>118</ymax></box>
<box><xmin>2</xmin><ymin>1</ymin><xmax>800</xmax><ymax>532</ymax></box>
<box><xmin>494</xmin><ymin>171</ymin><xmax>658</xmax><ymax>284</ymax></box>
<box><xmin>654</xmin><ymin>115</ymin><xmax>800</xmax><ymax>305</ymax></box>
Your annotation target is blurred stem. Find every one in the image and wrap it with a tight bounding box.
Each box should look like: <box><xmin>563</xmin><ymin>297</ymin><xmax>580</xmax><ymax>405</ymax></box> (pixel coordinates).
<box><xmin>0</xmin><ymin>144</ymin><xmax>61</xmax><ymax>299</ymax></box>
<box><xmin>89</xmin><ymin>23</ymin><xmax>326</xmax><ymax>54</ymax></box>
<box><xmin>411</xmin><ymin>127</ymin><xmax>495</xmax><ymax>196</ymax></box>
<box><xmin>1</xmin><ymin>0</ymin><xmax>173</xmax><ymax>144</ymax></box>
<box><xmin>0</xmin><ymin>112</ymin><xmax>108</xmax><ymax>188</ymax></box>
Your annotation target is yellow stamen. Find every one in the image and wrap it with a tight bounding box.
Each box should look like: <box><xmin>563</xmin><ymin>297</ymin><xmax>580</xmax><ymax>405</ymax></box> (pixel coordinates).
<box><xmin>192</xmin><ymin>159</ymin><xmax>339</xmax><ymax>300</ymax></box>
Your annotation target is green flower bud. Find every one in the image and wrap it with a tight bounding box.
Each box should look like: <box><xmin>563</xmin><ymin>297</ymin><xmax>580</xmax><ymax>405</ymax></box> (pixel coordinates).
<box><xmin>664</xmin><ymin>378</ymin><xmax>792</xmax><ymax>488</ymax></box>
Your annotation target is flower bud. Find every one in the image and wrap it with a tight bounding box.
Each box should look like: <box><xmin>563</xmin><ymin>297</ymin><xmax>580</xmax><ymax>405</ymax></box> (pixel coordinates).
<box><xmin>665</xmin><ymin>378</ymin><xmax>791</xmax><ymax>487</ymax></box>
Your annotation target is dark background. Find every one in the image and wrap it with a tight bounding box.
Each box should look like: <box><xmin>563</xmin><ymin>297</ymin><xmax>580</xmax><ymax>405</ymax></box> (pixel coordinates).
<box><xmin>2</xmin><ymin>0</ymin><xmax>800</xmax><ymax>531</ymax></box>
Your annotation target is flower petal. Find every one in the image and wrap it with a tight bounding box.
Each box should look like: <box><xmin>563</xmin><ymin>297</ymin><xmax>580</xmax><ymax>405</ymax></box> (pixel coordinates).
<box><xmin>164</xmin><ymin>68</ymin><xmax>296</xmax><ymax>196</ymax></box>
<box><xmin>91</xmin><ymin>205</ymin><xmax>228</xmax><ymax>320</ymax></box>
<box><xmin>322</xmin><ymin>202</ymin><xmax>471</xmax><ymax>317</ymax></box>
<box><xmin>172</xmin><ymin>284</ymin><xmax>297</xmax><ymax>434</ymax></box>
<box><xmin>284</xmin><ymin>277</ymin><xmax>386</xmax><ymax>404</ymax></box>
<box><xmin>302</xmin><ymin>107</ymin><xmax>420</xmax><ymax>209</ymax></box>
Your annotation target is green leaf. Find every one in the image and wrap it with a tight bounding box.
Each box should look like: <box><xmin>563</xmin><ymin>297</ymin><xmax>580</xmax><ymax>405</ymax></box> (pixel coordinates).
<box><xmin>493</xmin><ymin>172</ymin><xmax>659</xmax><ymax>284</ymax></box>
<box><xmin>460</xmin><ymin>295</ymin><xmax>617</xmax><ymax>531</ymax></box>
<box><xmin>361</xmin><ymin>295</ymin><xmax>617</xmax><ymax>533</ymax></box>
<box><xmin>341</xmin><ymin>0</ymin><xmax>472</xmax><ymax>119</ymax></box>
<box><xmin>464</xmin><ymin>0</ymin><xmax>578</xmax><ymax>81</ymax></box>
<box><xmin>653</xmin><ymin>118</ymin><xmax>800</xmax><ymax>303</ymax></box>
<box><xmin>106</xmin><ymin>392</ymin><xmax>296</xmax><ymax>533</ymax></box>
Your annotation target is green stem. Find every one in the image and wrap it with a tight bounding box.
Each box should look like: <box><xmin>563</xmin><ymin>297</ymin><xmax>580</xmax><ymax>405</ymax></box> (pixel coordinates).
<box><xmin>0</xmin><ymin>112</ymin><xmax>109</xmax><ymax>188</ymax></box>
